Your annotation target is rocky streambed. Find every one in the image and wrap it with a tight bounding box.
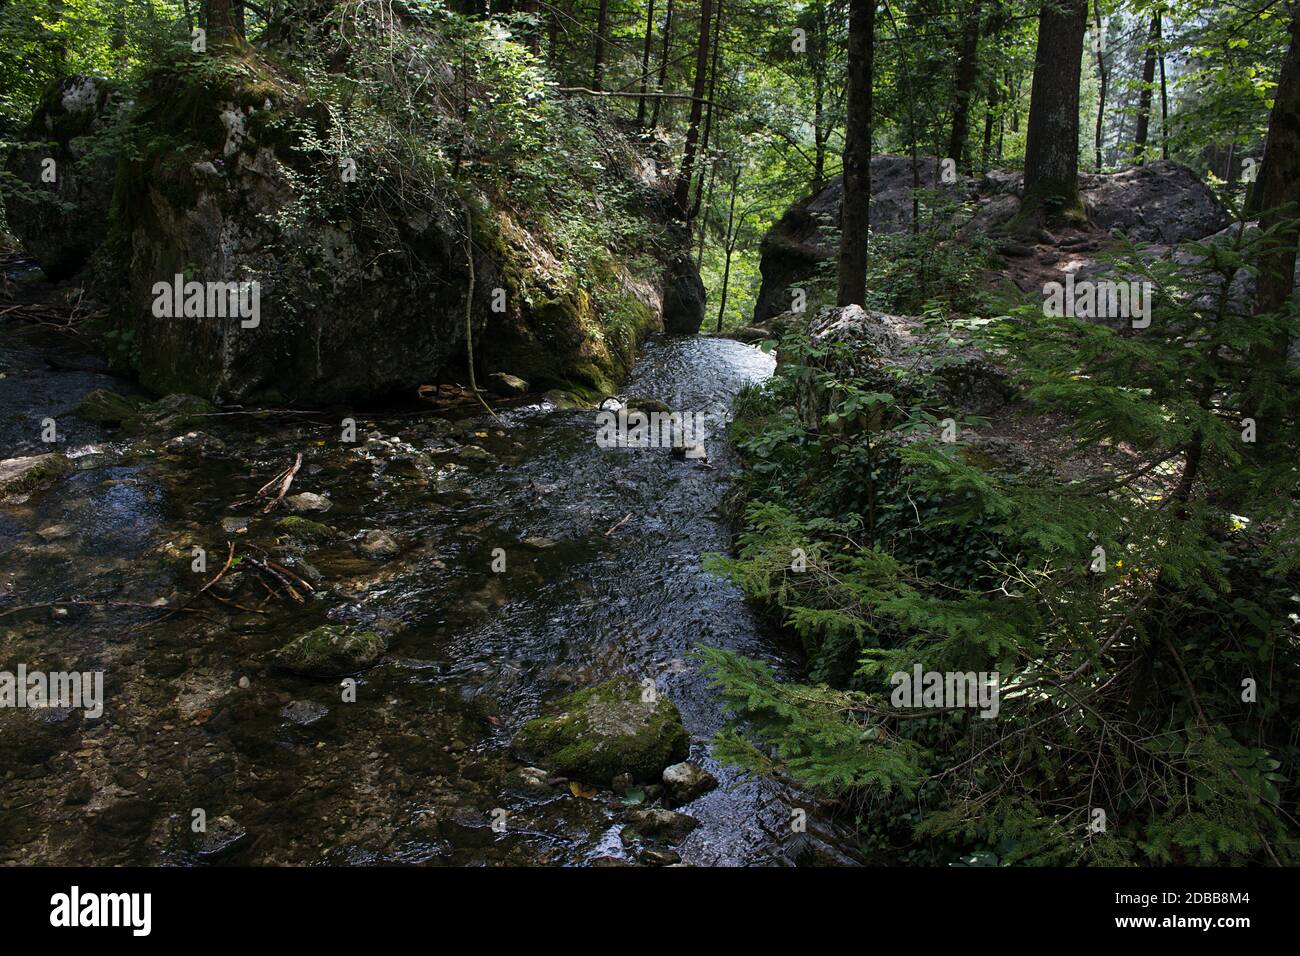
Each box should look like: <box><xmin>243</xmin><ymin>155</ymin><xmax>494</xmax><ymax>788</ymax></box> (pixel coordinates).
<box><xmin>0</xmin><ymin>317</ymin><xmax>856</xmax><ymax>866</ymax></box>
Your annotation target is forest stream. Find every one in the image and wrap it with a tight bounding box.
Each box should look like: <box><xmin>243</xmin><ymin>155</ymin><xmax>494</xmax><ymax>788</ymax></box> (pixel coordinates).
<box><xmin>0</xmin><ymin>315</ymin><xmax>856</xmax><ymax>866</ymax></box>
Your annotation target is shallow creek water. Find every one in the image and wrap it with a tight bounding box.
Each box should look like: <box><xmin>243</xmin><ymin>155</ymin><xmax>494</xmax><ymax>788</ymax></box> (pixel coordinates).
<box><xmin>0</xmin><ymin>322</ymin><xmax>855</xmax><ymax>866</ymax></box>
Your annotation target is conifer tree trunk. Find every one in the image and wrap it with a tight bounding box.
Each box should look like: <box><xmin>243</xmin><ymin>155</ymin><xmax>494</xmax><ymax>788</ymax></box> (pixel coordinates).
<box><xmin>947</xmin><ymin>0</ymin><xmax>983</xmax><ymax>170</ymax></box>
<box><xmin>836</xmin><ymin>0</ymin><xmax>874</xmax><ymax>307</ymax></box>
<box><xmin>1015</xmin><ymin>0</ymin><xmax>1089</xmax><ymax>230</ymax></box>
<box><xmin>650</xmin><ymin>0</ymin><xmax>675</xmax><ymax>129</ymax></box>
<box><xmin>1249</xmin><ymin>4</ymin><xmax>1300</xmax><ymax>426</ymax></box>
<box><xmin>1133</xmin><ymin>12</ymin><xmax>1159</xmax><ymax>162</ymax></box>
<box><xmin>1092</xmin><ymin>0</ymin><xmax>1107</xmax><ymax>171</ymax></box>
<box><xmin>672</xmin><ymin>0</ymin><xmax>714</xmax><ymax>222</ymax></box>
<box><xmin>637</xmin><ymin>0</ymin><xmax>657</xmax><ymax>125</ymax></box>
<box><xmin>593</xmin><ymin>0</ymin><xmax>610</xmax><ymax>91</ymax></box>
<box><xmin>205</xmin><ymin>0</ymin><xmax>237</xmax><ymax>42</ymax></box>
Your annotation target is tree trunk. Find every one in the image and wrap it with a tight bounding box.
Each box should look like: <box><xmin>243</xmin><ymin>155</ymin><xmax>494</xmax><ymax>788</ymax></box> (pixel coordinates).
<box><xmin>690</xmin><ymin>0</ymin><xmax>725</xmax><ymax>221</ymax></box>
<box><xmin>593</xmin><ymin>0</ymin><xmax>610</xmax><ymax>91</ymax></box>
<box><xmin>205</xmin><ymin>0</ymin><xmax>237</xmax><ymax>42</ymax></box>
<box><xmin>1092</xmin><ymin>0</ymin><xmax>1107</xmax><ymax>171</ymax></box>
<box><xmin>1158</xmin><ymin>13</ymin><xmax>1168</xmax><ymax>160</ymax></box>
<box><xmin>672</xmin><ymin>0</ymin><xmax>715</xmax><ymax>222</ymax></box>
<box><xmin>637</xmin><ymin>0</ymin><xmax>657</xmax><ymax>125</ymax></box>
<box><xmin>947</xmin><ymin>0</ymin><xmax>983</xmax><ymax>170</ymax></box>
<box><xmin>1015</xmin><ymin>0</ymin><xmax>1089</xmax><ymax>230</ymax></box>
<box><xmin>650</xmin><ymin>0</ymin><xmax>675</xmax><ymax>130</ymax></box>
<box><xmin>1248</xmin><ymin>3</ymin><xmax>1300</xmax><ymax>433</ymax></box>
<box><xmin>812</xmin><ymin>0</ymin><xmax>829</xmax><ymax>190</ymax></box>
<box><xmin>1133</xmin><ymin>11</ymin><xmax>1159</xmax><ymax>163</ymax></box>
<box><xmin>836</xmin><ymin>0</ymin><xmax>874</xmax><ymax>307</ymax></box>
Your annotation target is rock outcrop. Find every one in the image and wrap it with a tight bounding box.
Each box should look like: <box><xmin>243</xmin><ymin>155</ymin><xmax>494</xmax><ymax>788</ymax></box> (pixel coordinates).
<box><xmin>4</xmin><ymin>76</ymin><xmax>123</xmax><ymax>280</ymax></box>
<box><xmin>753</xmin><ymin>156</ymin><xmax>1232</xmax><ymax>325</ymax></box>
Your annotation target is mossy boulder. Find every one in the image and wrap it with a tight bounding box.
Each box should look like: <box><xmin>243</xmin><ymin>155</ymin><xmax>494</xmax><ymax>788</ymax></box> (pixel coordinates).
<box><xmin>0</xmin><ymin>453</ymin><xmax>74</xmax><ymax>498</ymax></box>
<box><xmin>4</xmin><ymin>75</ymin><xmax>124</xmax><ymax>279</ymax></box>
<box><xmin>73</xmin><ymin>388</ymin><xmax>141</xmax><ymax>426</ymax></box>
<box><xmin>275</xmin><ymin>516</ymin><xmax>336</xmax><ymax>544</ymax></box>
<box><xmin>513</xmin><ymin>677</ymin><xmax>689</xmax><ymax>785</ymax></box>
<box><xmin>273</xmin><ymin>624</ymin><xmax>387</xmax><ymax>676</ymax></box>
<box><xmin>134</xmin><ymin>394</ymin><xmax>216</xmax><ymax>433</ymax></box>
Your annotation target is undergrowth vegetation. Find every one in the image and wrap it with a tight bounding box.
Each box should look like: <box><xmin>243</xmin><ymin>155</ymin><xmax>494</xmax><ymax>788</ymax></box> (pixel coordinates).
<box><xmin>703</xmin><ymin>223</ymin><xmax>1300</xmax><ymax>866</ymax></box>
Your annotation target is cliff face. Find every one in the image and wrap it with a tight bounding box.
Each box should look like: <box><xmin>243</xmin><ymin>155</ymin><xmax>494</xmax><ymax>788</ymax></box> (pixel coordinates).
<box><xmin>3</xmin><ymin>11</ymin><xmax>703</xmax><ymax>405</ymax></box>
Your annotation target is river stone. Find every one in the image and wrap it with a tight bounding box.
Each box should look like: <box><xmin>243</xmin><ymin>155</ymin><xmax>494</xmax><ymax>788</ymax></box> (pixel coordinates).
<box><xmin>512</xmin><ymin>677</ymin><xmax>689</xmax><ymax>785</ymax></box>
<box><xmin>196</xmin><ymin>814</ymin><xmax>248</xmax><ymax>858</ymax></box>
<box><xmin>73</xmin><ymin>388</ymin><xmax>141</xmax><ymax>426</ymax></box>
<box><xmin>275</xmin><ymin>515</ymin><xmax>336</xmax><ymax>543</ymax></box>
<box><xmin>358</xmin><ymin>529</ymin><xmax>400</xmax><ymax>559</ymax></box>
<box><xmin>625</xmin><ymin>807</ymin><xmax>700</xmax><ymax>843</ymax></box>
<box><xmin>273</xmin><ymin>624</ymin><xmax>387</xmax><ymax>676</ymax></box>
<box><xmin>285</xmin><ymin>492</ymin><xmax>332</xmax><ymax>514</ymax></box>
<box><xmin>133</xmin><ymin>394</ymin><xmax>216</xmax><ymax>433</ymax></box>
<box><xmin>0</xmin><ymin>453</ymin><xmax>73</xmax><ymax>498</ymax></box>
<box><xmin>662</xmin><ymin>761</ymin><xmax>718</xmax><ymax>803</ymax></box>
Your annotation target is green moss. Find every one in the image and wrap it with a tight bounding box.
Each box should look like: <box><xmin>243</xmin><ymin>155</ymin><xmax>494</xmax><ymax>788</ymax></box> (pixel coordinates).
<box><xmin>275</xmin><ymin>516</ymin><xmax>336</xmax><ymax>543</ymax></box>
<box><xmin>73</xmin><ymin>389</ymin><xmax>141</xmax><ymax>426</ymax></box>
<box><xmin>0</xmin><ymin>454</ymin><xmax>73</xmax><ymax>497</ymax></box>
<box><xmin>273</xmin><ymin>624</ymin><xmax>387</xmax><ymax>676</ymax></box>
<box><xmin>1007</xmin><ymin>178</ymin><xmax>1089</xmax><ymax>235</ymax></box>
<box><xmin>512</xmin><ymin>677</ymin><xmax>689</xmax><ymax>784</ymax></box>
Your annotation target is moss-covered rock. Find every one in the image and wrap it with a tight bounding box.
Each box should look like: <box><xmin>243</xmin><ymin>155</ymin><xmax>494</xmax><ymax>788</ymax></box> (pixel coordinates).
<box><xmin>513</xmin><ymin>677</ymin><xmax>689</xmax><ymax>785</ymax></box>
<box><xmin>275</xmin><ymin>516</ymin><xmax>336</xmax><ymax>544</ymax></box>
<box><xmin>133</xmin><ymin>394</ymin><xmax>216</xmax><ymax>432</ymax></box>
<box><xmin>0</xmin><ymin>453</ymin><xmax>74</xmax><ymax>498</ymax></box>
<box><xmin>73</xmin><ymin>388</ymin><xmax>141</xmax><ymax>426</ymax></box>
<box><xmin>273</xmin><ymin>624</ymin><xmax>387</xmax><ymax>676</ymax></box>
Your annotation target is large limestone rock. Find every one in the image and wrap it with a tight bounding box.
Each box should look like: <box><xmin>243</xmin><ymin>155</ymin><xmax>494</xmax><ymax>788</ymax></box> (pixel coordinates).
<box><xmin>754</xmin><ymin>158</ymin><xmax>1231</xmax><ymax>324</ymax></box>
<box><xmin>4</xmin><ymin>76</ymin><xmax>123</xmax><ymax>279</ymax></box>
<box><xmin>753</xmin><ymin>155</ymin><xmax>974</xmax><ymax>323</ymax></box>
<box><xmin>512</xmin><ymin>677</ymin><xmax>690</xmax><ymax>784</ymax></box>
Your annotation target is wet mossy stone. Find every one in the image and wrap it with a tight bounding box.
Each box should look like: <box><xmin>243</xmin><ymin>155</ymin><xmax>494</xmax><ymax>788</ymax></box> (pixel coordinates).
<box><xmin>136</xmin><ymin>393</ymin><xmax>216</xmax><ymax>432</ymax></box>
<box><xmin>275</xmin><ymin>516</ymin><xmax>336</xmax><ymax>544</ymax></box>
<box><xmin>73</xmin><ymin>389</ymin><xmax>141</xmax><ymax>426</ymax></box>
<box><xmin>273</xmin><ymin>624</ymin><xmax>387</xmax><ymax>677</ymax></box>
<box><xmin>0</xmin><ymin>453</ymin><xmax>74</xmax><ymax>498</ymax></box>
<box><xmin>513</xmin><ymin>677</ymin><xmax>689</xmax><ymax>784</ymax></box>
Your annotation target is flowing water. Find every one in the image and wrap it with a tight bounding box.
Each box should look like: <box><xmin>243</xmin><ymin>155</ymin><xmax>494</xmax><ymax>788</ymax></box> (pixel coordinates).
<box><xmin>0</xmin><ymin>319</ymin><xmax>856</xmax><ymax>866</ymax></box>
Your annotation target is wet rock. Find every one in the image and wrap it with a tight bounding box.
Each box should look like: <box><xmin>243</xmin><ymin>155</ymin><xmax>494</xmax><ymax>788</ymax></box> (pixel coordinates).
<box><xmin>272</xmin><ymin>624</ymin><xmax>387</xmax><ymax>676</ymax></box>
<box><xmin>457</xmin><ymin>445</ymin><xmax>493</xmax><ymax>461</ymax></box>
<box><xmin>164</xmin><ymin>431</ymin><xmax>226</xmax><ymax>456</ymax></box>
<box><xmin>285</xmin><ymin>492</ymin><xmax>332</xmax><ymax>514</ymax></box>
<box><xmin>622</xmin><ymin>396</ymin><xmax>671</xmax><ymax>414</ymax></box>
<box><xmin>221</xmin><ymin>516</ymin><xmax>251</xmax><ymax>534</ymax></box>
<box><xmin>36</xmin><ymin>522</ymin><xmax>74</xmax><ymax>541</ymax></box>
<box><xmin>0</xmin><ymin>453</ymin><xmax>73</xmax><ymax>499</ymax></box>
<box><xmin>282</xmin><ymin>699</ymin><xmax>330</xmax><ymax>725</ymax></box>
<box><xmin>510</xmin><ymin>766</ymin><xmax>554</xmax><ymax>792</ymax></box>
<box><xmin>135</xmin><ymin>394</ymin><xmax>216</xmax><ymax>433</ymax></box>
<box><xmin>640</xmin><ymin>846</ymin><xmax>681</xmax><ymax>866</ymax></box>
<box><xmin>487</xmin><ymin>372</ymin><xmax>529</xmax><ymax>396</ymax></box>
<box><xmin>197</xmin><ymin>814</ymin><xmax>248</xmax><ymax>858</ymax></box>
<box><xmin>521</xmin><ymin>536</ymin><xmax>557</xmax><ymax>550</ymax></box>
<box><xmin>625</xmin><ymin>807</ymin><xmax>700</xmax><ymax>843</ymax></box>
<box><xmin>358</xmin><ymin>529</ymin><xmax>400</xmax><ymax>560</ymax></box>
<box><xmin>275</xmin><ymin>515</ymin><xmax>336</xmax><ymax>543</ymax></box>
<box><xmin>512</xmin><ymin>677</ymin><xmax>689</xmax><ymax>785</ymax></box>
<box><xmin>670</xmin><ymin>442</ymin><xmax>707</xmax><ymax>461</ymax></box>
<box><xmin>662</xmin><ymin>761</ymin><xmax>718</xmax><ymax>803</ymax></box>
<box><xmin>72</xmin><ymin>388</ymin><xmax>141</xmax><ymax>426</ymax></box>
